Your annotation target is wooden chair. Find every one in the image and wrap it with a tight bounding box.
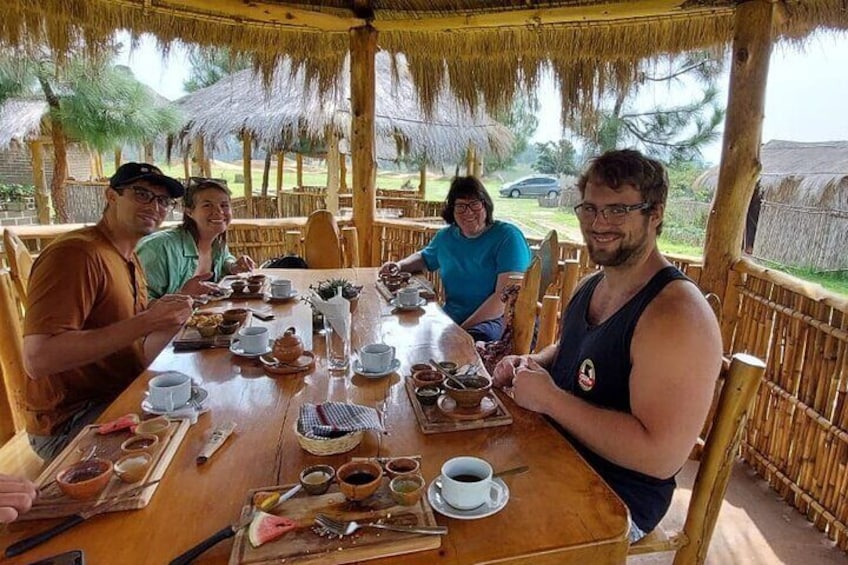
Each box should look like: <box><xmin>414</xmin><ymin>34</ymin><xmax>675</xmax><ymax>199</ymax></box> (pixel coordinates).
<box><xmin>534</xmin><ymin>229</ymin><xmax>559</xmax><ymax>301</ymax></box>
<box><xmin>3</xmin><ymin>227</ymin><xmax>34</xmax><ymax>305</ymax></box>
<box><xmin>629</xmin><ymin>352</ymin><xmax>766</xmax><ymax>564</ymax></box>
<box><xmin>511</xmin><ymin>255</ymin><xmax>541</xmax><ymax>355</ymax></box>
<box><xmin>303</xmin><ymin>210</ymin><xmax>343</xmax><ymax>269</ymax></box>
<box><xmin>0</xmin><ymin>269</ymin><xmax>44</xmax><ymax>478</ymax></box>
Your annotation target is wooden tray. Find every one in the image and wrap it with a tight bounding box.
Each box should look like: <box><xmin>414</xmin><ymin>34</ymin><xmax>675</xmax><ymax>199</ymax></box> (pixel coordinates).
<box><xmin>24</xmin><ymin>418</ymin><xmax>191</xmax><ymax>521</ymax></box>
<box><xmin>230</xmin><ymin>480</ymin><xmax>441</xmax><ymax>564</ymax></box>
<box><xmin>173</xmin><ymin>310</ymin><xmax>249</xmax><ymax>350</ymax></box>
<box><xmin>375</xmin><ymin>277</ymin><xmax>436</xmax><ymax>303</ymax></box>
<box><xmin>222</xmin><ymin>276</ymin><xmax>270</xmax><ymax>300</ymax></box>
<box><xmin>404</xmin><ymin>377</ymin><xmax>512</xmax><ymax>434</ymax></box>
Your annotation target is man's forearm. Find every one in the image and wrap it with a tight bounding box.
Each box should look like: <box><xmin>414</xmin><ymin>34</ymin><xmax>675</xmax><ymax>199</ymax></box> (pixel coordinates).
<box><xmin>142</xmin><ymin>328</ymin><xmax>180</xmax><ymax>364</ymax></box>
<box><xmin>24</xmin><ymin>313</ymin><xmax>153</xmax><ymax>379</ymax></box>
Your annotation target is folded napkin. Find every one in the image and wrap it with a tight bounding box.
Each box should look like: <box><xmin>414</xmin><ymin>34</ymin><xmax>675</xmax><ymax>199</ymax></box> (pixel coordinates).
<box><xmin>310</xmin><ymin>287</ymin><xmax>351</xmax><ymax>338</ymax></box>
<box><xmin>298</xmin><ymin>402</ymin><xmax>384</xmax><ymax>439</ymax></box>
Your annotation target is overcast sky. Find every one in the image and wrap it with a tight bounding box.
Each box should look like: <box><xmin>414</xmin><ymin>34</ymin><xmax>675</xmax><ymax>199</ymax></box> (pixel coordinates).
<box><xmin>116</xmin><ymin>30</ymin><xmax>848</xmax><ymax>166</ymax></box>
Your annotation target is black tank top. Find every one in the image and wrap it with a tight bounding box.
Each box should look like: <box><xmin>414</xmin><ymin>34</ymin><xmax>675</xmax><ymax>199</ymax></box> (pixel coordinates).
<box><xmin>550</xmin><ymin>265</ymin><xmax>691</xmax><ymax>532</ymax></box>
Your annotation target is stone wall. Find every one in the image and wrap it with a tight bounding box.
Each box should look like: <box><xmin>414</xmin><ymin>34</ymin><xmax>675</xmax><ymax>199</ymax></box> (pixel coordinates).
<box><xmin>0</xmin><ymin>142</ymin><xmax>93</xmax><ymax>187</ymax></box>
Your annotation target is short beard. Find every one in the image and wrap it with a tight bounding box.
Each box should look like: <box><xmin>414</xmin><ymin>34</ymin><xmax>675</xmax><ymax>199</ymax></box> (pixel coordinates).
<box><xmin>585</xmin><ymin>220</ymin><xmax>652</xmax><ymax>267</ymax></box>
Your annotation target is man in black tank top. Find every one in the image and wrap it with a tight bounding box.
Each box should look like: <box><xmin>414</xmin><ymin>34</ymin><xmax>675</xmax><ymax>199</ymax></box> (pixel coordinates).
<box><xmin>493</xmin><ymin>150</ymin><xmax>722</xmax><ymax>542</ymax></box>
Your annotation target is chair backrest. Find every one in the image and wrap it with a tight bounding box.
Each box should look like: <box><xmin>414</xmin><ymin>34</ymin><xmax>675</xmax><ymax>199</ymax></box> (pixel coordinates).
<box><xmin>0</xmin><ymin>269</ymin><xmax>28</xmax><ymax>444</ymax></box>
<box><xmin>303</xmin><ymin>210</ymin><xmax>343</xmax><ymax>269</ymax></box>
<box><xmin>534</xmin><ymin>229</ymin><xmax>559</xmax><ymax>302</ymax></box>
<box><xmin>629</xmin><ymin>352</ymin><xmax>766</xmax><ymax>564</ymax></box>
<box><xmin>511</xmin><ymin>255</ymin><xmax>541</xmax><ymax>355</ymax></box>
<box><xmin>3</xmin><ymin>228</ymin><xmax>34</xmax><ymax>303</ymax></box>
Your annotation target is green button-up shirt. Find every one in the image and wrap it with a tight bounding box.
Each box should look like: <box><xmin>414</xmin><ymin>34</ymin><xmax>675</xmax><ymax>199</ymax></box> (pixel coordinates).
<box><xmin>137</xmin><ymin>226</ymin><xmax>235</xmax><ymax>299</ymax></box>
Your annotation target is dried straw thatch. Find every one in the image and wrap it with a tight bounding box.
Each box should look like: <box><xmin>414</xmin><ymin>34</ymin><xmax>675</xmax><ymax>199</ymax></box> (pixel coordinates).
<box><xmin>175</xmin><ymin>52</ymin><xmax>512</xmax><ymax>165</ymax></box>
<box><xmin>0</xmin><ymin>98</ymin><xmax>48</xmax><ymax>149</ymax></box>
<box><xmin>695</xmin><ymin>140</ymin><xmax>848</xmax><ymax>272</ymax></box>
<box><xmin>5</xmin><ymin>1</ymin><xmax>848</xmax><ymax>126</ymax></box>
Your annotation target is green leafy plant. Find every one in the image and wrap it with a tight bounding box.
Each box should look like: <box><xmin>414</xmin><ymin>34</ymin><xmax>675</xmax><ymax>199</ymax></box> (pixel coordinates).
<box><xmin>0</xmin><ymin>183</ymin><xmax>35</xmax><ymax>201</ymax></box>
<box><xmin>309</xmin><ymin>278</ymin><xmax>363</xmax><ymax>301</ymax></box>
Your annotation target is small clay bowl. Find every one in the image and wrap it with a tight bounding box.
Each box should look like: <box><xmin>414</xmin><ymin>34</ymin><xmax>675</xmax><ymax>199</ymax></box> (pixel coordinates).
<box><xmin>438</xmin><ymin>361</ymin><xmax>458</xmax><ymax>374</ymax></box>
<box><xmin>385</xmin><ymin>457</ymin><xmax>420</xmax><ymax>479</ymax></box>
<box><xmin>134</xmin><ymin>416</ymin><xmax>171</xmax><ymax>442</ymax></box>
<box><xmin>120</xmin><ymin>433</ymin><xmax>160</xmax><ymax>455</ymax></box>
<box><xmin>414</xmin><ymin>385</ymin><xmax>441</xmax><ymax>406</ymax></box>
<box><xmin>411</xmin><ymin>369</ymin><xmax>444</xmax><ymax>389</ymax></box>
<box><xmin>222</xmin><ymin>308</ymin><xmax>250</xmax><ymax>325</ymax></box>
<box><xmin>411</xmin><ymin>363</ymin><xmax>432</xmax><ymax>374</ymax></box>
<box><xmin>114</xmin><ymin>452</ymin><xmax>153</xmax><ymax>484</ymax></box>
<box><xmin>443</xmin><ymin>374</ymin><xmax>492</xmax><ymax>409</ymax></box>
<box><xmin>218</xmin><ymin>320</ymin><xmax>240</xmax><ymax>335</ymax></box>
<box><xmin>336</xmin><ymin>460</ymin><xmax>383</xmax><ymax>502</ymax></box>
<box><xmin>247</xmin><ymin>274</ymin><xmax>267</xmax><ymax>285</ymax></box>
<box><xmin>299</xmin><ymin>464</ymin><xmax>336</xmax><ymax>495</ymax></box>
<box><xmin>246</xmin><ymin>282</ymin><xmax>263</xmax><ymax>294</ymax></box>
<box><xmin>197</xmin><ymin>324</ymin><xmax>218</xmax><ymax>338</ymax></box>
<box><xmin>389</xmin><ymin>474</ymin><xmax>425</xmax><ymax>506</ymax></box>
<box><xmin>56</xmin><ymin>458</ymin><xmax>113</xmax><ymax>500</ymax></box>
<box><xmin>230</xmin><ymin>280</ymin><xmax>247</xmax><ymax>294</ymax></box>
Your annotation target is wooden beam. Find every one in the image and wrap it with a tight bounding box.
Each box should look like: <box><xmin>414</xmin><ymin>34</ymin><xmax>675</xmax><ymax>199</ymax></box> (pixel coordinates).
<box><xmin>27</xmin><ymin>141</ymin><xmax>49</xmax><ymax>225</ymax></box>
<box><xmin>114</xmin><ymin>147</ymin><xmax>122</xmax><ymax>171</ymax></box>
<box><xmin>112</xmin><ymin>0</ymin><xmax>362</xmax><ymax>31</ymax></box>
<box><xmin>242</xmin><ymin>131</ymin><xmax>254</xmax><ymax>217</ymax></box>
<box><xmin>701</xmin><ymin>1</ymin><xmax>774</xmax><ymax>305</ymax></box>
<box><xmin>418</xmin><ymin>162</ymin><xmax>426</xmax><ymax>198</ymax></box>
<box><xmin>466</xmin><ymin>145</ymin><xmax>475</xmax><ymax>176</ymax></box>
<box><xmin>350</xmin><ymin>25</ymin><xmax>378</xmax><ymax>267</ymax></box>
<box><xmin>325</xmin><ymin>129</ymin><xmax>340</xmax><ymax>214</ymax></box>
<box><xmin>296</xmin><ymin>153</ymin><xmax>303</xmax><ymax>187</ymax></box>
<box><xmin>340</xmin><ymin>153</ymin><xmax>347</xmax><ymax>192</ymax></box>
<box><xmin>374</xmin><ymin>1</ymin><xmax>729</xmax><ymax>32</ymax></box>
<box><xmin>276</xmin><ymin>151</ymin><xmax>284</xmax><ymax>217</ymax></box>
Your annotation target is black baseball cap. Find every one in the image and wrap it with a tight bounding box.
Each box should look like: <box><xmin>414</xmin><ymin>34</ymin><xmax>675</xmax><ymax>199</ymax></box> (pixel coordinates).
<box><xmin>110</xmin><ymin>162</ymin><xmax>185</xmax><ymax>198</ymax></box>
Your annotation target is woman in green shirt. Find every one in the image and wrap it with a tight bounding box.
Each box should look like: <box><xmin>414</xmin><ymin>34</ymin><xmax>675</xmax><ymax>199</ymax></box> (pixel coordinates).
<box><xmin>137</xmin><ymin>179</ymin><xmax>255</xmax><ymax>299</ymax></box>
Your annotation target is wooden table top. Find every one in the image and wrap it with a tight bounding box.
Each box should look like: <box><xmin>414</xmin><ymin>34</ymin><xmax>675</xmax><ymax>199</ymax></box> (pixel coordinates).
<box><xmin>2</xmin><ymin>268</ymin><xmax>629</xmax><ymax>565</ymax></box>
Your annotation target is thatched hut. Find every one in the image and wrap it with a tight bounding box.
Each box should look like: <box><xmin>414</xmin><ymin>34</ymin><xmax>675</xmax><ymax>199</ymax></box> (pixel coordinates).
<box><xmin>695</xmin><ymin>140</ymin><xmax>848</xmax><ymax>272</ymax></box>
<box><xmin>174</xmin><ymin>52</ymin><xmax>512</xmax><ymax>168</ymax></box>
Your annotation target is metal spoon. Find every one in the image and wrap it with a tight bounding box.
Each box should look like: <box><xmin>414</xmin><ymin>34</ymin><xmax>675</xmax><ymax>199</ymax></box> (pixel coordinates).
<box><xmin>492</xmin><ymin>465</ymin><xmax>529</xmax><ymax>479</ymax></box>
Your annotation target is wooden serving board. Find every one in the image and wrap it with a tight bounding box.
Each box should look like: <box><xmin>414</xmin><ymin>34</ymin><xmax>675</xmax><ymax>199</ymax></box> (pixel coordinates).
<box><xmin>230</xmin><ymin>480</ymin><xmax>441</xmax><ymax>565</ymax></box>
<box><xmin>404</xmin><ymin>377</ymin><xmax>513</xmax><ymax>434</ymax></box>
<box><xmin>375</xmin><ymin>277</ymin><xmax>436</xmax><ymax>303</ymax></box>
<box><xmin>221</xmin><ymin>276</ymin><xmax>270</xmax><ymax>300</ymax></box>
<box><xmin>173</xmin><ymin>310</ymin><xmax>249</xmax><ymax>350</ymax></box>
<box><xmin>23</xmin><ymin>417</ymin><xmax>191</xmax><ymax>521</ymax></box>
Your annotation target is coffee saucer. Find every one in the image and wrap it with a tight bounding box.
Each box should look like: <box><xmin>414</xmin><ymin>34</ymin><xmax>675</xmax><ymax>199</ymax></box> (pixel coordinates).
<box><xmin>142</xmin><ymin>386</ymin><xmax>209</xmax><ymax>416</ymax></box>
<box><xmin>266</xmin><ymin>290</ymin><xmax>299</xmax><ymax>303</ymax></box>
<box><xmin>389</xmin><ymin>297</ymin><xmax>427</xmax><ymax>311</ymax></box>
<box><xmin>353</xmin><ymin>358</ymin><xmax>401</xmax><ymax>378</ymax></box>
<box><xmin>427</xmin><ymin>476</ymin><xmax>509</xmax><ymax>520</ymax></box>
<box><xmin>229</xmin><ymin>339</ymin><xmax>273</xmax><ymax>358</ymax></box>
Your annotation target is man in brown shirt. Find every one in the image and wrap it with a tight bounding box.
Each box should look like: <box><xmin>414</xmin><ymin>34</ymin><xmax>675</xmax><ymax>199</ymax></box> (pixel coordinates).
<box><xmin>23</xmin><ymin>163</ymin><xmax>194</xmax><ymax>461</ymax></box>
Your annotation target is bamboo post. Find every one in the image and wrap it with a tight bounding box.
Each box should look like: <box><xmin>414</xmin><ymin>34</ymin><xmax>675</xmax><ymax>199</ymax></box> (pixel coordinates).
<box><xmin>242</xmin><ymin>131</ymin><xmax>254</xmax><ymax>217</ymax></box>
<box><xmin>325</xmin><ymin>130</ymin><xmax>341</xmax><ymax>214</ymax></box>
<box><xmin>701</xmin><ymin>0</ymin><xmax>774</xmax><ymax>302</ymax></box>
<box><xmin>28</xmin><ymin>141</ymin><xmax>49</xmax><ymax>225</ymax></box>
<box><xmin>466</xmin><ymin>145</ymin><xmax>475</xmax><ymax>176</ymax></box>
<box><xmin>341</xmin><ymin>226</ymin><xmax>360</xmax><ymax>268</ymax></box>
<box><xmin>296</xmin><ymin>153</ymin><xmax>303</xmax><ymax>188</ymax></box>
<box><xmin>419</xmin><ymin>162</ymin><xmax>427</xmax><ymax>198</ymax></box>
<box><xmin>93</xmin><ymin>152</ymin><xmax>104</xmax><ymax>179</ymax></box>
<box><xmin>182</xmin><ymin>154</ymin><xmax>190</xmax><ymax>182</ymax></box>
<box><xmin>350</xmin><ymin>25</ymin><xmax>378</xmax><ymax>266</ymax></box>
<box><xmin>276</xmin><ymin>151</ymin><xmax>284</xmax><ymax>217</ymax></box>
<box><xmin>114</xmin><ymin>147</ymin><xmax>122</xmax><ymax>171</ymax></box>
<box><xmin>340</xmin><ymin>153</ymin><xmax>348</xmax><ymax>192</ymax></box>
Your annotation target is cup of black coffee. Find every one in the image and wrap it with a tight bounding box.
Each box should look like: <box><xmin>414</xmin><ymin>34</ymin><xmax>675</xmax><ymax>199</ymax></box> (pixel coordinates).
<box><xmin>440</xmin><ymin>456</ymin><xmax>495</xmax><ymax>510</ymax></box>
<box><xmin>336</xmin><ymin>460</ymin><xmax>383</xmax><ymax>501</ymax></box>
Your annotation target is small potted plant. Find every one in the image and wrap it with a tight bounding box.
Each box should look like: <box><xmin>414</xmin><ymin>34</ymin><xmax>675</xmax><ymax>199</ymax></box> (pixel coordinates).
<box><xmin>301</xmin><ymin>278</ymin><xmax>363</xmax><ymax>333</ymax></box>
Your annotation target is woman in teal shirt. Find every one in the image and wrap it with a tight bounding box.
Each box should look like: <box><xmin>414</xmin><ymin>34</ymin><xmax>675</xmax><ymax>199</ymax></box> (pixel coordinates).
<box><xmin>380</xmin><ymin>176</ymin><xmax>531</xmax><ymax>342</ymax></box>
<box><xmin>137</xmin><ymin>179</ymin><xmax>255</xmax><ymax>299</ymax></box>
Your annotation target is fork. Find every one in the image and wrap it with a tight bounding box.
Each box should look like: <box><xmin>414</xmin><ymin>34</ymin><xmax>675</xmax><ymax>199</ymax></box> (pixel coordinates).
<box><xmin>314</xmin><ymin>513</ymin><xmax>447</xmax><ymax>537</ymax></box>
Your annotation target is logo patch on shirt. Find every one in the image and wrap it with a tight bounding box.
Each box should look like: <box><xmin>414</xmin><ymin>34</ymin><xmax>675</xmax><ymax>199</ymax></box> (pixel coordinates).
<box><xmin>577</xmin><ymin>359</ymin><xmax>596</xmax><ymax>392</ymax></box>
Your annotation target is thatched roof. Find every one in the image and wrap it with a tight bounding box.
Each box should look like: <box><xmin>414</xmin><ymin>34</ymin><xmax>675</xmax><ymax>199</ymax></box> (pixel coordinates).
<box><xmin>694</xmin><ymin>140</ymin><xmax>848</xmax><ymax>207</ymax></box>
<box><xmin>0</xmin><ymin>98</ymin><xmax>48</xmax><ymax>149</ymax></box>
<box><xmin>174</xmin><ymin>52</ymin><xmax>512</xmax><ymax>164</ymax></box>
<box><xmin>5</xmin><ymin>1</ymin><xmax>848</xmax><ymax>125</ymax></box>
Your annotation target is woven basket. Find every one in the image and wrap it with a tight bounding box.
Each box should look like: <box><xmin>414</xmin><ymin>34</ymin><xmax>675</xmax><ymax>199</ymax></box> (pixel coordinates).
<box><xmin>295</xmin><ymin>428</ymin><xmax>363</xmax><ymax>456</ymax></box>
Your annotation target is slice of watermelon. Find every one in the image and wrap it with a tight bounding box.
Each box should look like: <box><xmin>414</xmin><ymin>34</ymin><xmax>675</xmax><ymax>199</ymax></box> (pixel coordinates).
<box><xmin>97</xmin><ymin>413</ymin><xmax>140</xmax><ymax>434</ymax></box>
<box><xmin>248</xmin><ymin>511</ymin><xmax>297</xmax><ymax>548</ymax></box>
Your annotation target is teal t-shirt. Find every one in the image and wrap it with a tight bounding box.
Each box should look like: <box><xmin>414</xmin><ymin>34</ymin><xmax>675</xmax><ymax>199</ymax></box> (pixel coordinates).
<box><xmin>137</xmin><ymin>226</ymin><xmax>234</xmax><ymax>299</ymax></box>
<box><xmin>420</xmin><ymin>221</ymin><xmax>530</xmax><ymax>325</ymax></box>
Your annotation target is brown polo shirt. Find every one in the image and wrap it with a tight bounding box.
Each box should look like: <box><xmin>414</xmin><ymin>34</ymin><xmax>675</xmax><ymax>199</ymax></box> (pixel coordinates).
<box><xmin>24</xmin><ymin>225</ymin><xmax>148</xmax><ymax>435</ymax></box>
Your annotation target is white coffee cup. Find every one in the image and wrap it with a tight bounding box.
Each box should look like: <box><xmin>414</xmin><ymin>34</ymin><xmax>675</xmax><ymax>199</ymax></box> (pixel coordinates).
<box><xmin>440</xmin><ymin>456</ymin><xmax>502</xmax><ymax>510</ymax></box>
<box><xmin>271</xmin><ymin>279</ymin><xmax>293</xmax><ymax>298</ymax></box>
<box><xmin>148</xmin><ymin>372</ymin><xmax>192</xmax><ymax>412</ymax></box>
<box><xmin>359</xmin><ymin>343</ymin><xmax>396</xmax><ymax>373</ymax></box>
<box><xmin>237</xmin><ymin>326</ymin><xmax>269</xmax><ymax>354</ymax></box>
<box><xmin>397</xmin><ymin>287</ymin><xmax>420</xmax><ymax>307</ymax></box>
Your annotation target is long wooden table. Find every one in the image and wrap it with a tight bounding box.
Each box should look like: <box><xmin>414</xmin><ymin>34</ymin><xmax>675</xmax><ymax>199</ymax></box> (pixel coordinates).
<box><xmin>2</xmin><ymin>268</ymin><xmax>629</xmax><ymax>564</ymax></box>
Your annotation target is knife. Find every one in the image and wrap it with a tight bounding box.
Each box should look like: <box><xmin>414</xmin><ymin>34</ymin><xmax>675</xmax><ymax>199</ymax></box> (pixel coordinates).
<box><xmin>4</xmin><ymin>479</ymin><xmax>161</xmax><ymax>558</ymax></box>
<box><xmin>169</xmin><ymin>483</ymin><xmax>302</xmax><ymax>565</ymax></box>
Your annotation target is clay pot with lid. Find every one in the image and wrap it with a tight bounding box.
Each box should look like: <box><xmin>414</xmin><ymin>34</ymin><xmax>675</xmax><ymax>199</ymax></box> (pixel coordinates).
<box><xmin>273</xmin><ymin>327</ymin><xmax>304</xmax><ymax>363</ymax></box>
